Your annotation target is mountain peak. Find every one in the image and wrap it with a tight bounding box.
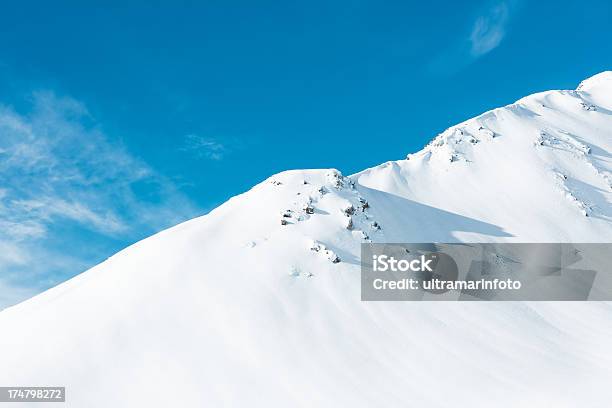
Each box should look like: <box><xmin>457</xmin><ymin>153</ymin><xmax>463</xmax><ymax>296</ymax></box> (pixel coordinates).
<box><xmin>1</xmin><ymin>76</ymin><xmax>611</xmax><ymax>407</ymax></box>
<box><xmin>577</xmin><ymin>70</ymin><xmax>612</xmax><ymax>92</ymax></box>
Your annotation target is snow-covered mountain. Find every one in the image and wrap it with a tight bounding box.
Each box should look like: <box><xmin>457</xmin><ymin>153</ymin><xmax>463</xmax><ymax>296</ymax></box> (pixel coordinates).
<box><xmin>1</xmin><ymin>72</ymin><xmax>612</xmax><ymax>407</ymax></box>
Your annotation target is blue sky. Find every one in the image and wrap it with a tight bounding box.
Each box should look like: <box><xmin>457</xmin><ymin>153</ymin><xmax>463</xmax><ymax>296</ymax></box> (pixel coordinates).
<box><xmin>1</xmin><ymin>0</ymin><xmax>611</xmax><ymax>307</ymax></box>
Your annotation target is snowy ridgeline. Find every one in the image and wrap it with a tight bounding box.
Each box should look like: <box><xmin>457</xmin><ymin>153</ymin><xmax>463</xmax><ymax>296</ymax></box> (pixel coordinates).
<box><xmin>0</xmin><ymin>72</ymin><xmax>611</xmax><ymax>407</ymax></box>
<box><xmin>265</xmin><ymin>169</ymin><xmax>380</xmax><ymax>268</ymax></box>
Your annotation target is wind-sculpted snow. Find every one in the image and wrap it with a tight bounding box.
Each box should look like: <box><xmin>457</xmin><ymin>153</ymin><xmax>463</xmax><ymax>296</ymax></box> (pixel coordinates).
<box><xmin>1</xmin><ymin>73</ymin><xmax>612</xmax><ymax>407</ymax></box>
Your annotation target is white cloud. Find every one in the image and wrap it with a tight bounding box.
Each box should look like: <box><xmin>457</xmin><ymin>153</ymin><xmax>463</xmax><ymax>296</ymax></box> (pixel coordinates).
<box><xmin>469</xmin><ymin>1</ymin><xmax>510</xmax><ymax>57</ymax></box>
<box><xmin>0</xmin><ymin>240</ymin><xmax>31</xmax><ymax>268</ymax></box>
<box><xmin>0</xmin><ymin>91</ymin><xmax>200</xmax><ymax>307</ymax></box>
<box><xmin>180</xmin><ymin>134</ymin><xmax>227</xmax><ymax>160</ymax></box>
<box><xmin>428</xmin><ymin>0</ymin><xmax>519</xmax><ymax>75</ymax></box>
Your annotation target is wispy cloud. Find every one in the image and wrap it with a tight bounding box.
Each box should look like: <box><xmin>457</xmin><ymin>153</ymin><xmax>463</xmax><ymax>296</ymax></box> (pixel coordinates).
<box><xmin>0</xmin><ymin>91</ymin><xmax>200</xmax><ymax>308</ymax></box>
<box><xmin>469</xmin><ymin>2</ymin><xmax>511</xmax><ymax>57</ymax></box>
<box><xmin>428</xmin><ymin>0</ymin><xmax>519</xmax><ymax>75</ymax></box>
<box><xmin>180</xmin><ymin>134</ymin><xmax>227</xmax><ymax>160</ymax></box>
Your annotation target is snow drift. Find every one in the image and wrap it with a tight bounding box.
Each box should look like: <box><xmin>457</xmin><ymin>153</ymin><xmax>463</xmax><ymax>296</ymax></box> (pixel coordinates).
<box><xmin>1</xmin><ymin>72</ymin><xmax>612</xmax><ymax>407</ymax></box>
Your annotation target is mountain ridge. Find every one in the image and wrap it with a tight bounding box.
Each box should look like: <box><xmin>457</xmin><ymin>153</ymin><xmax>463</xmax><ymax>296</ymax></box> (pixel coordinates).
<box><xmin>1</xmin><ymin>72</ymin><xmax>611</xmax><ymax>407</ymax></box>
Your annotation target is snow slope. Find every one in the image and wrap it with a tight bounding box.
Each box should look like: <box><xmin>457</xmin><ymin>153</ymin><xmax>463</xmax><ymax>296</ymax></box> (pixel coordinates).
<box><xmin>1</xmin><ymin>72</ymin><xmax>612</xmax><ymax>407</ymax></box>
